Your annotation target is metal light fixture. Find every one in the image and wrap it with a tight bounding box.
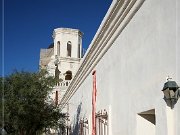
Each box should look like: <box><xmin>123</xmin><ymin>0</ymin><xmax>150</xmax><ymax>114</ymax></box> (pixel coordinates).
<box><xmin>162</xmin><ymin>78</ymin><xmax>180</xmax><ymax>108</ymax></box>
<box><xmin>54</xmin><ymin>55</ymin><xmax>60</xmax><ymax>66</ymax></box>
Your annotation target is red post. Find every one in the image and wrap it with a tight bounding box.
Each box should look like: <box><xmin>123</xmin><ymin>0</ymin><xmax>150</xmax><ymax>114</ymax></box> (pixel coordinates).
<box><xmin>92</xmin><ymin>70</ymin><xmax>97</xmax><ymax>135</ymax></box>
<box><xmin>55</xmin><ymin>90</ymin><xmax>58</xmax><ymax>106</ymax></box>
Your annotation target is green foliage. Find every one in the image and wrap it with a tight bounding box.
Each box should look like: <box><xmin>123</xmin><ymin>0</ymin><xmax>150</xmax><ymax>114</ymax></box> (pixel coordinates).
<box><xmin>0</xmin><ymin>70</ymin><xmax>65</xmax><ymax>135</ymax></box>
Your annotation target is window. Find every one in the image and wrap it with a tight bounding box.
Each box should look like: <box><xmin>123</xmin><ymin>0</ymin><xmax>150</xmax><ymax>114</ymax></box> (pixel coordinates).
<box><xmin>79</xmin><ymin>118</ymin><xmax>89</xmax><ymax>135</ymax></box>
<box><xmin>67</xmin><ymin>41</ymin><xmax>72</xmax><ymax>57</ymax></box>
<box><xmin>96</xmin><ymin>110</ymin><xmax>108</xmax><ymax>135</ymax></box>
<box><xmin>78</xmin><ymin>44</ymin><xmax>80</xmax><ymax>58</ymax></box>
<box><xmin>65</xmin><ymin>71</ymin><xmax>72</xmax><ymax>80</ymax></box>
<box><xmin>57</xmin><ymin>41</ymin><xmax>60</xmax><ymax>56</ymax></box>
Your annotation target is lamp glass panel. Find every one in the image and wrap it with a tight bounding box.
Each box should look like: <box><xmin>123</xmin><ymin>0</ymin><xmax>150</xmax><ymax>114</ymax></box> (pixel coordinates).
<box><xmin>163</xmin><ymin>89</ymin><xmax>170</xmax><ymax>99</ymax></box>
<box><xmin>169</xmin><ymin>89</ymin><xmax>175</xmax><ymax>98</ymax></box>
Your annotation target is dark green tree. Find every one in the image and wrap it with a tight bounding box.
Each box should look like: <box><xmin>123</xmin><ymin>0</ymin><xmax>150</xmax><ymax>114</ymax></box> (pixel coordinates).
<box><xmin>0</xmin><ymin>70</ymin><xmax>65</xmax><ymax>135</ymax></box>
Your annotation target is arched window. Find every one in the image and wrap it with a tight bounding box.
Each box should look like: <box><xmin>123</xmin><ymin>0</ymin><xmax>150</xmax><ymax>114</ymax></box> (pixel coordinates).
<box><xmin>67</xmin><ymin>41</ymin><xmax>72</xmax><ymax>57</ymax></box>
<box><xmin>78</xmin><ymin>44</ymin><xmax>80</xmax><ymax>58</ymax></box>
<box><xmin>65</xmin><ymin>71</ymin><xmax>72</xmax><ymax>80</ymax></box>
<box><xmin>57</xmin><ymin>41</ymin><xmax>60</xmax><ymax>56</ymax></box>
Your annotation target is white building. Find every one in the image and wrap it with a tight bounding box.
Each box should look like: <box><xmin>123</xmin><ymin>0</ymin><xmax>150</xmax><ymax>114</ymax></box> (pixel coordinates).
<box><xmin>39</xmin><ymin>28</ymin><xmax>83</xmax><ymax>103</ymax></box>
<box><xmin>57</xmin><ymin>0</ymin><xmax>180</xmax><ymax>135</ymax></box>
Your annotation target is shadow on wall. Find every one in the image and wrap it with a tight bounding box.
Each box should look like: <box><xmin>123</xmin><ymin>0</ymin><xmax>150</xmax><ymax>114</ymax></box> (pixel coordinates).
<box><xmin>71</xmin><ymin>102</ymin><xmax>82</xmax><ymax>135</ymax></box>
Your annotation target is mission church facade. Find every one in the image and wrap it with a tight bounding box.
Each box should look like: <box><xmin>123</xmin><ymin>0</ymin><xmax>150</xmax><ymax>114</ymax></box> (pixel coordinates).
<box><xmin>39</xmin><ymin>0</ymin><xmax>180</xmax><ymax>135</ymax></box>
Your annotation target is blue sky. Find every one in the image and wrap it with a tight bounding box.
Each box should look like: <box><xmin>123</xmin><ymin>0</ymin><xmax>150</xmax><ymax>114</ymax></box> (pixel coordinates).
<box><xmin>1</xmin><ymin>0</ymin><xmax>112</xmax><ymax>76</ymax></box>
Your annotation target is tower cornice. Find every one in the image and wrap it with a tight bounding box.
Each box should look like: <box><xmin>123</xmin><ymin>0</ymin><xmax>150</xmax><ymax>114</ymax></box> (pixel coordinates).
<box><xmin>52</xmin><ymin>28</ymin><xmax>83</xmax><ymax>38</ymax></box>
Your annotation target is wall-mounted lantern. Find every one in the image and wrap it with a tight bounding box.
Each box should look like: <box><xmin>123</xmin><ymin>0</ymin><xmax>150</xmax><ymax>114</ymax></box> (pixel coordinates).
<box><xmin>162</xmin><ymin>78</ymin><xmax>180</xmax><ymax>108</ymax></box>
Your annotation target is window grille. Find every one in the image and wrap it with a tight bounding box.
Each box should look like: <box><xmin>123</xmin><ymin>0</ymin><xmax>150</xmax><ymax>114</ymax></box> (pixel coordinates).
<box><xmin>79</xmin><ymin>118</ymin><xmax>89</xmax><ymax>135</ymax></box>
<box><xmin>96</xmin><ymin>110</ymin><xmax>108</xmax><ymax>135</ymax></box>
<box><xmin>65</xmin><ymin>113</ymin><xmax>70</xmax><ymax>135</ymax></box>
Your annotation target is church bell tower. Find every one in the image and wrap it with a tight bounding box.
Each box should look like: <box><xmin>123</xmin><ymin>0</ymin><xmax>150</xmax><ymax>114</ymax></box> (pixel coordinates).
<box><xmin>52</xmin><ymin>28</ymin><xmax>83</xmax><ymax>103</ymax></box>
<box><xmin>39</xmin><ymin>28</ymin><xmax>83</xmax><ymax>104</ymax></box>
<box><xmin>52</xmin><ymin>28</ymin><xmax>83</xmax><ymax>82</ymax></box>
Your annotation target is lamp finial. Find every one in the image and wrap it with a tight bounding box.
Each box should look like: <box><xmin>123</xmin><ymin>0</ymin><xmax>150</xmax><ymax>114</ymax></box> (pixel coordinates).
<box><xmin>166</xmin><ymin>76</ymin><xmax>172</xmax><ymax>82</ymax></box>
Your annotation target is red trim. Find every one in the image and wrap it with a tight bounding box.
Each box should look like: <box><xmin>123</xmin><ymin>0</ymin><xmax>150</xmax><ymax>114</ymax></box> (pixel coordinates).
<box><xmin>92</xmin><ymin>70</ymin><xmax>96</xmax><ymax>75</ymax></box>
<box><xmin>55</xmin><ymin>91</ymin><xmax>58</xmax><ymax>106</ymax></box>
<box><xmin>92</xmin><ymin>70</ymin><xmax>97</xmax><ymax>135</ymax></box>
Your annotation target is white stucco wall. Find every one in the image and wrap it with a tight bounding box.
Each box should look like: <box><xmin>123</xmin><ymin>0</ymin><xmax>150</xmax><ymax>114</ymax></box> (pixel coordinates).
<box><xmin>61</xmin><ymin>0</ymin><xmax>180</xmax><ymax>135</ymax></box>
<box><xmin>175</xmin><ymin>1</ymin><xmax>180</xmax><ymax>133</ymax></box>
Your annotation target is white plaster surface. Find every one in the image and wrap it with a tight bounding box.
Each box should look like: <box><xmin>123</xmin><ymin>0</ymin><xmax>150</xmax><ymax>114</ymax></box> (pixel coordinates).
<box><xmin>136</xmin><ymin>114</ymin><xmax>155</xmax><ymax>135</ymax></box>
<box><xmin>61</xmin><ymin>0</ymin><xmax>180</xmax><ymax>135</ymax></box>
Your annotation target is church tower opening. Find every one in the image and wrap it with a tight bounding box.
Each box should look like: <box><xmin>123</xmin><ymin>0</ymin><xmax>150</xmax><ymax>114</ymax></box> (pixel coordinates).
<box><xmin>67</xmin><ymin>41</ymin><xmax>72</xmax><ymax>57</ymax></box>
